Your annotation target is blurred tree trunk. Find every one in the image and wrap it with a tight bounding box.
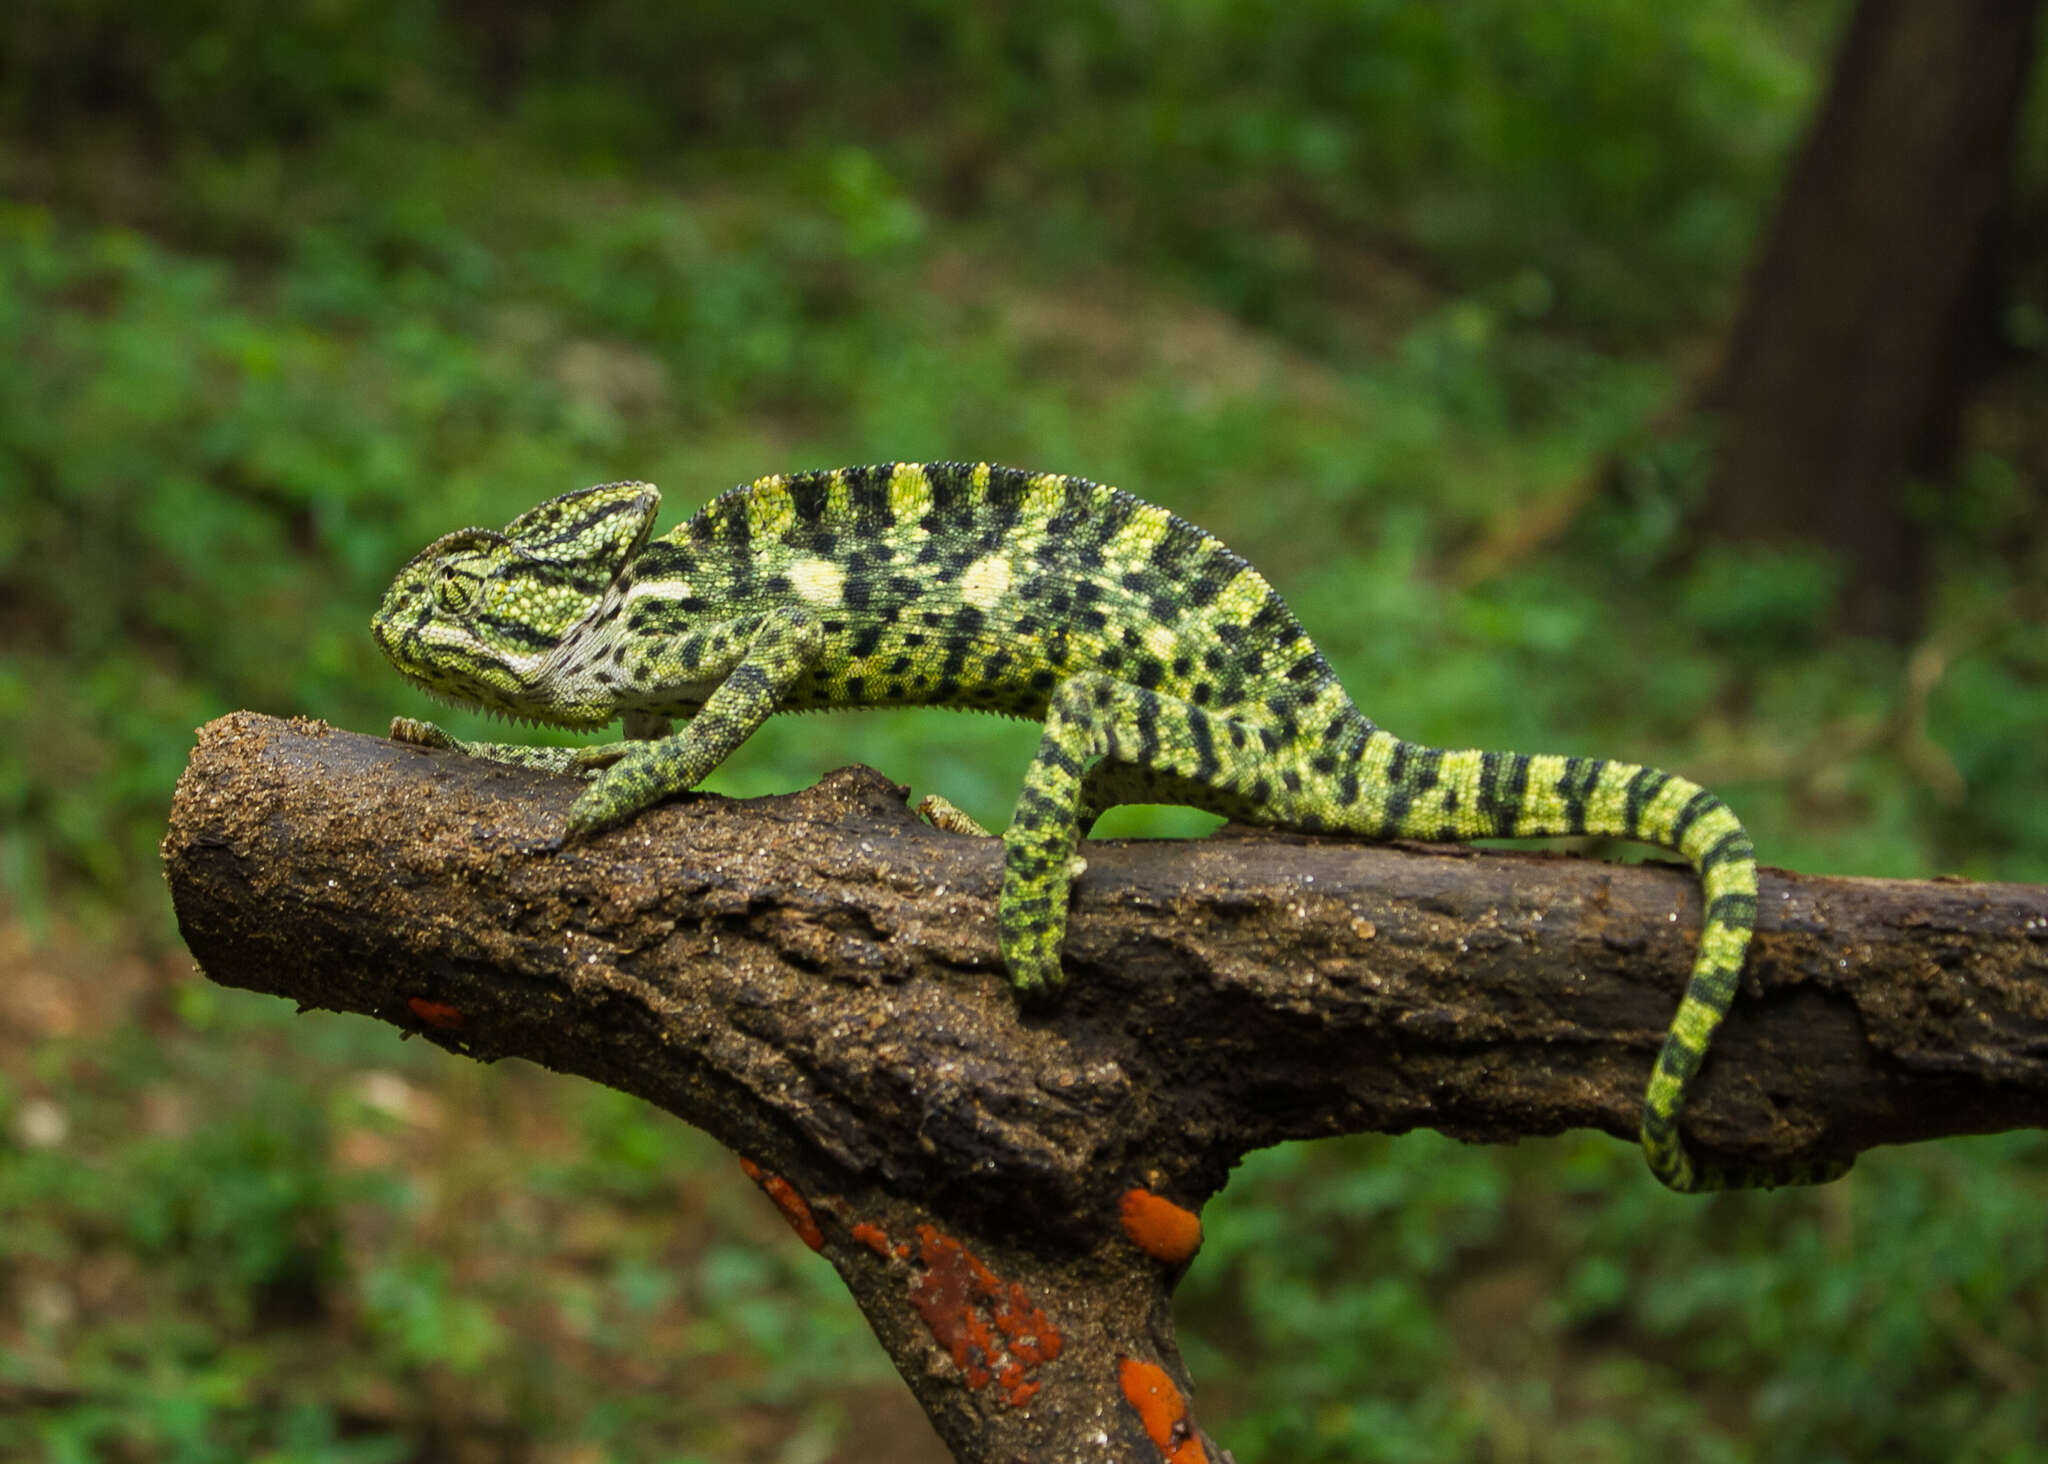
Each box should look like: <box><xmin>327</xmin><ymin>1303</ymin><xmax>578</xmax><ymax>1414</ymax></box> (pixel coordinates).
<box><xmin>1701</xmin><ymin>0</ymin><xmax>2041</xmax><ymax>637</ymax></box>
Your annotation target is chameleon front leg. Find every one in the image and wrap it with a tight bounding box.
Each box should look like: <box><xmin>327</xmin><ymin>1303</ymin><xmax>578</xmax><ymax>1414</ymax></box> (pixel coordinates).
<box><xmin>565</xmin><ymin>608</ymin><xmax>825</xmax><ymax>839</ymax></box>
<box><xmin>388</xmin><ymin>717</ymin><xmax>638</xmax><ymax>775</ymax></box>
<box><xmin>1000</xmin><ymin>671</ymin><xmax>1272</xmax><ymax>994</ymax></box>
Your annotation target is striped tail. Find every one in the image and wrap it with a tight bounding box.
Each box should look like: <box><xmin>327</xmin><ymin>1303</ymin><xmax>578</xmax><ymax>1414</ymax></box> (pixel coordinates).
<box><xmin>1368</xmin><ymin>741</ymin><xmax>1848</xmax><ymax>1192</ymax></box>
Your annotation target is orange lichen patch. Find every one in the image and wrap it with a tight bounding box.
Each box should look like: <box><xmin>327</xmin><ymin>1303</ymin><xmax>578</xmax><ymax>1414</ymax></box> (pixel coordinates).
<box><xmin>851</xmin><ymin>1222</ymin><xmax>894</xmax><ymax>1259</ymax></box>
<box><xmin>406</xmin><ymin>997</ymin><xmax>464</xmax><ymax>1030</ymax></box>
<box><xmin>1117</xmin><ymin>1356</ymin><xmax>1208</xmax><ymax>1463</ymax></box>
<box><xmin>736</xmin><ymin>1158</ymin><xmax>824</xmax><ymax>1251</ymax></box>
<box><xmin>997</xmin><ymin>1362</ymin><xmax>1041</xmax><ymax>1406</ymax></box>
<box><xmin>1119</xmin><ymin>1188</ymin><xmax>1204</xmax><ymax>1264</ymax></box>
<box><xmin>908</xmin><ymin>1224</ymin><xmax>1064</xmax><ymax>1407</ymax></box>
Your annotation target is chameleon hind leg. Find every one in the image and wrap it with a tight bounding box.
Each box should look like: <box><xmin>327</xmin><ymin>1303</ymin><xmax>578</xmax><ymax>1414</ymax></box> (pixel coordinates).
<box><xmin>999</xmin><ymin>671</ymin><xmax>1271</xmax><ymax>994</ymax></box>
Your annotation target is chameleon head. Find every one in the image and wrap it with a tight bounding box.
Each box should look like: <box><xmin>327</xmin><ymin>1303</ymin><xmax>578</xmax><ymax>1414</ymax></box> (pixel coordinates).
<box><xmin>371</xmin><ymin>481</ymin><xmax>661</xmax><ymax>725</ymax></box>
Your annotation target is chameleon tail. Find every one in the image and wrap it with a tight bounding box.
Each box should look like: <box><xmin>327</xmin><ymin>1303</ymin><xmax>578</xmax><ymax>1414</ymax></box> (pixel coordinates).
<box><xmin>1581</xmin><ymin>759</ymin><xmax>1759</xmax><ymax>1192</ymax></box>
<box><xmin>1368</xmin><ymin>742</ymin><xmax>1844</xmax><ymax>1192</ymax></box>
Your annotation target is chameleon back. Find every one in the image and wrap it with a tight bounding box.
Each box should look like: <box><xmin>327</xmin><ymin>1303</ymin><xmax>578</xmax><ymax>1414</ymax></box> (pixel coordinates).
<box><xmin>636</xmin><ymin>461</ymin><xmax>1353</xmax><ymax>731</ymax></box>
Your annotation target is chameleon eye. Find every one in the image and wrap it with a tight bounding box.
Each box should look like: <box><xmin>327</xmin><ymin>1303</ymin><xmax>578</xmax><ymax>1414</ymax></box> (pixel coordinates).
<box><xmin>435</xmin><ymin>567</ymin><xmax>476</xmax><ymax>613</ymax></box>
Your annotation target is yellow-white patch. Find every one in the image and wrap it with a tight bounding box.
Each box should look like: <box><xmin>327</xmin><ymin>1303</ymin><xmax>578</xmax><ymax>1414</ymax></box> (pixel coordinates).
<box><xmin>789</xmin><ymin>557</ymin><xmax>846</xmax><ymax>605</ymax></box>
<box><xmin>628</xmin><ymin>578</ymin><xmax>696</xmax><ymax>605</ymax></box>
<box><xmin>1359</xmin><ymin>728</ymin><xmax>1400</xmax><ymax>778</ymax></box>
<box><xmin>1438</xmin><ymin>749</ymin><xmax>1489</xmax><ymax>838</ymax></box>
<box><xmin>1640</xmin><ymin>775</ymin><xmax>1696</xmax><ymax>844</ymax></box>
<box><xmin>1213</xmin><ymin>567</ymin><xmax>1274</xmax><ymax>624</ymax></box>
<box><xmin>1106</xmin><ymin>503</ymin><xmax>1173</xmax><ymax>565</ymax></box>
<box><xmin>1669</xmin><ymin>1000</ymin><xmax>1716</xmax><ymax>1051</ymax></box>
<box><xmin>1018</xmin><ymin>472</ymin><xmax>1067</xmax><ymax>530</ymax></box>
<box><xmin>745</xmin><ymin>476</ymin><xmax>796</xmax><ymax>539</ymax></box>
<box><xmin>888</xmin><ymin>462</ymin><xmax>933</xmax><ymax>521</ymax></box>
<box><xmin>960</xmin><ymin>554</ymin><xmax>1013</xmax><ymax>610</ymax></box>
<box><xmin>1518</xmin><ymin>752</ymin><xmax>1572</xmax><ymax>829</ymax></box>
<box><xmin>1143</xmin><ymin>623</ymin><xmax>1178</xmax><ymax>661</ymax></box>
<box><xmin>1583</xmin><ymin>763</ymin><xmax>1636</xmax><ymax>834</ymax></box>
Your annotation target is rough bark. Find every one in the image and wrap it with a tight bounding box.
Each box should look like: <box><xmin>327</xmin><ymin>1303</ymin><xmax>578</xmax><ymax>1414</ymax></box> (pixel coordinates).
<box><xmin>1702</xmin><ymin>0</ymin><xmax>2042</xmax><ymax>636</ymax></box>
<box><xmin>163</xmin><ymin>713</ymin><xmax>2048</xmax><ymax>1463</ymax></box>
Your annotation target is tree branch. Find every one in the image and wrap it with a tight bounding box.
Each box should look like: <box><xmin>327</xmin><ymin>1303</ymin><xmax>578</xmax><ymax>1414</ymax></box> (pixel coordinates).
<box><xmin>163</xmin><ymin>713</ymin><xmax>2048</xmax><ymax>1462</ymax></box>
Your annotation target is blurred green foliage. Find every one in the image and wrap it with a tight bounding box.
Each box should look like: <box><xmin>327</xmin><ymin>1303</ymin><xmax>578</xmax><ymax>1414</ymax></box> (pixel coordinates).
<box><xmin>1185</xmin><ymin>1130</ymin><xmax>2048</xmax><ymax>1463</ymax></box>
<box><xmin>4</xmin><ymin>1</ymin><xmax>2047</xmax><ymax>1459</ymax></box>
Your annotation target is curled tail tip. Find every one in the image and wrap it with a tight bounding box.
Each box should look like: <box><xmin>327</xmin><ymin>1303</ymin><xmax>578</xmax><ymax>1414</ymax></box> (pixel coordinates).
<box><xmin>1640</xmin><ymin>1116</ymin><xmax>1704</xmax><ymax>1193</ymax></box>
<box><xmin>1641</xmin><ymin>1118</ymin><xmax>1855</xmax><ymax>1193</ymax></box>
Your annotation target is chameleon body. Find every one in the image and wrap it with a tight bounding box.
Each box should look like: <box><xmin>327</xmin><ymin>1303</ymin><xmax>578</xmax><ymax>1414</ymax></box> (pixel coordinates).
<box><xmin>373</xmin><ymin>462</ymin><xmax>1845</xmax><ymax>1192</ymax></box>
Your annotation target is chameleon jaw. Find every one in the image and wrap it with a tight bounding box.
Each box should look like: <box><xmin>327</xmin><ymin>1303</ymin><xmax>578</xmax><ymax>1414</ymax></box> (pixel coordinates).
<box><xmin>391</xmin><ymin>670</ymin><xmax>618</xmax><ymax>732</ymax></box>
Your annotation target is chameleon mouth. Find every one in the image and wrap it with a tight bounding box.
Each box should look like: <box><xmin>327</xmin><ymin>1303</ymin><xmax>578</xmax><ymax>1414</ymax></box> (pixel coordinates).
<box><xmin>375</xmin><ymin>628</ymin><xmax>613</xmax><ymax>729</ymax></box>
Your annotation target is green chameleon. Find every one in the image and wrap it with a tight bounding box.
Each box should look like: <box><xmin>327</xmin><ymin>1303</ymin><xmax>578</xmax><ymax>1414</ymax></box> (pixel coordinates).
<box><xmin>373</xmin><ymin>461</ymin><xmax>1846</xmax><ymax>1193</ymax></box>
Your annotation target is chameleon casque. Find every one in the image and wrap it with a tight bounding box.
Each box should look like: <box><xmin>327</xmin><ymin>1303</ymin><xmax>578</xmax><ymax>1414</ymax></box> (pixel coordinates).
<box><xmin>373</xmin><ymin>461</ymin><xmax>1846</xmax><ymax>1193</ymax></box>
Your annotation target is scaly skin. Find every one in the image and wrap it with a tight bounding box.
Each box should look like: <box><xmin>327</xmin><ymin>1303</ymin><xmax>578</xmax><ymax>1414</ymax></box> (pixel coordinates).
<box><xmin>373</xmin><ymin>462</ymin><xmax>1848</xmax><ymax>1192</ymax></box>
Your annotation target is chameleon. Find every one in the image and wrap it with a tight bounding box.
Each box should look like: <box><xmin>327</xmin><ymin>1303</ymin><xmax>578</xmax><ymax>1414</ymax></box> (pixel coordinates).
<box><xmin>372</xmin><ymin>461</ymin><xmax>1847</xmax><ymax>1193</ymax></box>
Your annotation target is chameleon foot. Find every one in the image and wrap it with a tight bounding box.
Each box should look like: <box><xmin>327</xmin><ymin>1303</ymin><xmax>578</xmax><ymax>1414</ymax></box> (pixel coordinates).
<box><xmin>390</xmin><ymin>716</ymin><xmax>460</xmax><ymax>749</ymax></box>
<box><xmin>917</xmin><ymin>793</ymin><xmax>995</xmax><ymax>837</ymax></box>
